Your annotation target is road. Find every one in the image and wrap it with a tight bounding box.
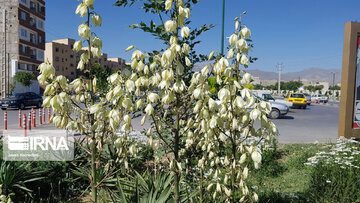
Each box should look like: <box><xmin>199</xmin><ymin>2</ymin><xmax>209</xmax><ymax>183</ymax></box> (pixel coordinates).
<box><xmin>273</xmin><ymin>103</ymin><xmax>339</xmax><ymax>143</ymax></box>
<box><xmin>0</xmin><ymin>103</ymin><xmax>341</xmax><ymax>144</ymax></box>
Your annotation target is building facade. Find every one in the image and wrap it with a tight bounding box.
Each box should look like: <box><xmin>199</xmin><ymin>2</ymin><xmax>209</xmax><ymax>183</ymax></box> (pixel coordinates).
<box><xmin>0</xmin><ymin>0</ymin><xmax>45</xmax><ymax>97</ymax></box>
<box><xmin>45</xmin><ymin>38</ymin><xmax>126</xmax><ymax>81</ymax></box>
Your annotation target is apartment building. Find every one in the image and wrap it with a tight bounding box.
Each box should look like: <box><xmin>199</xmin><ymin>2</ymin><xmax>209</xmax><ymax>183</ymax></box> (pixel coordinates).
<box><xmin>45</xmin><ymin>38</ymin><xmax>126</xmax><ymax>81</ymax></box>
<box><xmin>0</xmin><ymin>0</ymin><xmax>45</xmax><ymax>97</ymax></box>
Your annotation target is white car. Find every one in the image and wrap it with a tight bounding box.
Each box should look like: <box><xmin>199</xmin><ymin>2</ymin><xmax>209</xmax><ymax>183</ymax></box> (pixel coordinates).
<box><xmin>260</xmin><ymin>93</ymin><xmax>293</xmax><ymax>108</ymax></box>
<box><xmin>312</xmin><ymin>94</ymin><xmax>328</xmax><ymax>103</ymax></box>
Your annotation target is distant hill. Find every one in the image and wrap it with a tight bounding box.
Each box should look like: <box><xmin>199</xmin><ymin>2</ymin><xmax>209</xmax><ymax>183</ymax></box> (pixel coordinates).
<box><xmin>247</xmin><ymin>68</ymin><xmax>342</xmax><ymax>84</ymax></box>
<box><xmin>193</xmin><ymin>64</ymin><xmax>342</xmax><ymax>84</ymax></box>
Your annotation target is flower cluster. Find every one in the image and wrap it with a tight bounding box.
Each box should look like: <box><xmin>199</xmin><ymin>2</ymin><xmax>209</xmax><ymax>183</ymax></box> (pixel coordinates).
<box><xmin>188</xmin><ymin>16</ymin><xmax>277</xmax><ymax>201</ymax></box>
<box><xmin>305</xmin><ymin>137</ymin><xmax>360</xmax><ymax>168</ymax></box>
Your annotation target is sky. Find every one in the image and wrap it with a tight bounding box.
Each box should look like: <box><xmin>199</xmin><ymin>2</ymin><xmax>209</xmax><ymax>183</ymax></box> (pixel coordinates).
<box><xmin>45</xmin><ymin>0</ymin><xmax>360</xmax><ymax>73</ymax></box>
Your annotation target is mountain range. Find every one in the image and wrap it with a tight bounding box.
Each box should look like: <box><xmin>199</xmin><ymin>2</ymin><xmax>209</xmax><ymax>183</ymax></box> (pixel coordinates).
<box><xmin>193</xmin><ymin>64</ymin><xmax>342</xmax><ymax>84</ymax></box>
<box><xmin>246</xmin><ymin>68</ymin><xmax>341</xmax><ymax>84</ymax></box>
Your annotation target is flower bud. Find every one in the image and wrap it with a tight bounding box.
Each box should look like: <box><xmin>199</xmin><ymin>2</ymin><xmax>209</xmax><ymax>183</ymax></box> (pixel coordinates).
<box><xmin>91</xmin><ymin>14</ymin><xmax>102</xmax><ymax>27</ymax></box>
<box><xmin>208</xmin><ymin>51</ymin><xmax>215</xmax><ymax>61</ymax></box>
<box><xmin>75</xmin><ymin>3</ymin><xmax>87</xmax><ymax>17</ymax></box>
<box><xmin>124</xmin><ymin>114</ymin><xmax>131</xmax><ymax>125</ymax></box>
<box><xmin>240</xmin><ymin>153</ymin><xmax>247</xmax><ymax>164</ymax></box>
<box><xmin>164</xmin><ymin>20</ymin><xmax>176</xmax><ymax>32</ymax></box>
<box><xmin>229</xmin><ymin>34</ymin><xmax>238</xmax><ymax>46</ymax></box>
<box><xmin>37</xmin><ymin>74</ymin><xmax>46</xmax><ymax>85</ymax></box>
<box><xmin>125</xmin><ymin>45</ymin><xmax>134</xmax><ymax>52</ymax></box>
<box><xmin>227</xmin><ymin>48</ymin><xmax>234</xmax><ymax>59</ymax></box>
<box><xmin>243</xmin><ymin>166</ymin><xmax>249</xmax><ymax>179</ymax></box>
<box><xmin>84</xmin><ymin>0</ymin><xmax>94</xmax><ymax>6</ymax></box>
<box><xmin>148</xmin><ymin>93</ymin><xmax>159</xmax><ymax>103</ymax></box>
<box><xmin>181</xmin><ymin>26</ymin><xmax>190</xmax><ymax>38</ymax></box>
<box><xmin>236</xmin><ymin>39</ymin><xmax>247</xmax><ymax>50</ymax></box>
<box><xmin>243</xmin><ymin>73</ymin><xmax>251</xmax><ymax>84</ymax></box>
<box><xmin>251</xmin><ymin>151</ymin><xmax>262</xmax><ymax>163</ymax></box>
<box><xmin>91</xmin><ymin>36</ymin><xmax>102</xmax><ymax>48</ymax></box>
<box><xmin>73</xmin><ymin>40</ymin><xmax>82</xmax><ymax>51</ymax></box>
<box><xmin>218</xmin><ymin>88</ymin><xmax>230</xmax><ymax>102</ymax></box>
<box><xmin>182</xmin><ymin>43</ymin><xmax>190</xmax><ymax>55</ymax></box>
<box><xmin>250</xmin><ymin>108</ymin><xmax>261</xmax><ymax>120</ymax></box>
<box><xmin>91</xmin><ymin>47</ymin><xmax>101</xmax><ymax>58</ymax></box>
<box><xmin>209</xmin><ymin>116</ymin><xmax>217</xmax><ymax>129</ymax></box>
<box><xmin>185</xmin><ymin>57</ymin><xmax>191</xmax><ymax>67</ymax></box>
<box><xmin>125</xmin><ymin>80</ymin><xmax>135</xmax><ymax>92</ymax></box>
<box><xmin>145</xmin><ymin>104</ymin><xmax>154</xmax><ymax>115</ymax></box>
<box><xmin>165</xmin><ymin>0</ymin><xmax>173</xmax><ymax>10</ymax></box>
<box><xmin>240</xmin><ymin>27</ymin><xmax>251</xmax><ymax>38</ymax></box>
<box><xmin>240</xmin><ymin>54</ymin><xmax>249</xmax><ymax>66</ymax></box>
<box><xmin>78</xmin><ymin>24</ymin><xmax>91</xmax><ymax>38</ymax></box>
<box><xmin>56</xmin><ymin>75</ymin><xmax>67</xmax><ymax>88</ymax></box>
<box><xmin>43</xmin><ymin>96</ymin><xmax>52</xmax><ymax>107</ymax></box>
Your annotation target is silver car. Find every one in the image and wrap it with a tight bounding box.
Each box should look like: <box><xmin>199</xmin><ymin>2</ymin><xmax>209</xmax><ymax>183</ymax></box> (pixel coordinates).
<box><xmin>256</xmin><ymin>96</ymin><xmax>289</xmax><ymax>119</ymax></box>
<box><xmin>302</xmin><ymin>93</ymin><xmax>312</xmax><ymax>105</ymax></box>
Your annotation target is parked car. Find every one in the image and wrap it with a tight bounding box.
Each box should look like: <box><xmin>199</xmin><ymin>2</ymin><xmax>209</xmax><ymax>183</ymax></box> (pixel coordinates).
<box><xmin>312</xmin><ymin>94</ymin><xmax>328</xmax><ymax>103</ymax></box>
<box><xmin>284</xmin><ymin>93</ymin><xmax>307</xmax><ymax>109</ymax></box>
<box><xmin>259</xmin><ymin>93</ymin><xmax>293</xmax><ymax>108</ymax></box>
<box><xmin>215</xmin><ymin>95</ymin><xmax>289</xmax><ymax>119</ymax></box>
<box><xmin>255</xmin><ymin>96</ymin><xmax>289</xmax><ymax>119</ymax></box>
<box><xmin>302</xmin><ymin>93</ymin><xmax>312</xmax><ymax>105</ymax></box>
<box><xmin>0</xmin><ymin>92</ymin><xmax>43</xmax><ymax>110</ymax></box>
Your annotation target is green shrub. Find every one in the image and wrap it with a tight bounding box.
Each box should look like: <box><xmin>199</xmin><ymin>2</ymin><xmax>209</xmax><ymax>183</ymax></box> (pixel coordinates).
<box><xmin>304</xmin><ymin>138</ymin><xmax>360</xmax><ymax>202</ymax></box>
<box><xmin>306</xmin><ymin>163</ymin><xmax>360</xmax><ymax>202</ymax></box>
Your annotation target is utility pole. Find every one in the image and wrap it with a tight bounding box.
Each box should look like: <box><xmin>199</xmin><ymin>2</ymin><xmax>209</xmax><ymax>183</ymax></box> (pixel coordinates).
<box><xmin>277</xmin><ymin>63</ymin><xmax>282</xmax><ymax>95</ymax></box>
<box><xmin>331</xmin><ymin>72</ymin><xmax>336</xmax><ymax>99</ymax></box>
<box><xmin>2</xmin><ymin>9</ymin><xmax>7</xmax><ymax>99</ymax></box>
<box><xmin>220</xmin><ymin>0</ymin><xmax>225</xmax><ymax>55</ymax></box>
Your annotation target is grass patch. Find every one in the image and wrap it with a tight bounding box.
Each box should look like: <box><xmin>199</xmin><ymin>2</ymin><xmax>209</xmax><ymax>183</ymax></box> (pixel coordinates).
<box><xmin>249</xmin><ymin>143</ymin><xmax>323</xmax><ymax>202</ymax></box>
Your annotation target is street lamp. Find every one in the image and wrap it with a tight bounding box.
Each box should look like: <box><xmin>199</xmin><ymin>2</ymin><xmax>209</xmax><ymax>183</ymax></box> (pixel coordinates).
<box><xmin>221</xmin><ymin>0</ymin><xmax>225</xmax><ymax>55</ymax></box>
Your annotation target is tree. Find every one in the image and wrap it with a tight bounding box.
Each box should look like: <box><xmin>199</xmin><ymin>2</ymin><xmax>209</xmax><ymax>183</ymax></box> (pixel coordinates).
<box><xmin>38</xmin><ymin>2</ymin><xmax>137</xmax><ymax>202</ymax></box>
<box><xmin>14</xmin><ymin>72</ymin><xmax>36</xmax><ymax>87</ymax></box>
<box><xmin>115</xmin><ymin>0</ymin><xmax>214</xmax><ymax>201</ymax></box>
<box><xmin>329</xmin><ymin>85</ymin><xmax>340</xmax><ymax>90</ymax></box>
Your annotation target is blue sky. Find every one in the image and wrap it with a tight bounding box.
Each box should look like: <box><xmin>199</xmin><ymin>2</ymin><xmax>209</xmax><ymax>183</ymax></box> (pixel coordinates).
<box><xmin>46</xmin><ymin>0</ymin><xmax>360</xmax><ymax>72</ymax></box>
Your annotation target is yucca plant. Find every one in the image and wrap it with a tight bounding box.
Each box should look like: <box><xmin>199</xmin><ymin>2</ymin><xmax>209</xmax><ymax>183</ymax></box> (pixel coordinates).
<box><xmin>0</xmin><ymin>160</ymin><xmax>43</xmax><ymax>200</ymax></box>
<box><xmin>111</xmin><ymin>170</ymin><xmax>197</xmax><ymax>203</ymax></box>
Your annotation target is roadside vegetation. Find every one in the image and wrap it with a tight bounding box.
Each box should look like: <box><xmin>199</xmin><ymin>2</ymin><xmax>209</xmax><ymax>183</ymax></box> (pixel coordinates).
<box><xmin>0</xmin><ymin>0</ymin><xmax>356</xmax><ymax>202</ymax></box>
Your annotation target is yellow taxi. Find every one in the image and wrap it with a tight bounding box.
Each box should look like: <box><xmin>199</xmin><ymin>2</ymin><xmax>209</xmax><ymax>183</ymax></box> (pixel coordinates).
<box><xmin>284</xmin><ymin>93</ymin><xmax>308</xmax><ymax>109</ymax></box>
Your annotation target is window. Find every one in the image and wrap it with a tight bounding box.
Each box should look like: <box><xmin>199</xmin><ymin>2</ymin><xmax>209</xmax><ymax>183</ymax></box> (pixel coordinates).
<box><xmin>22</xmin><ymin>45</ymin><xmax>26</xmax><ymax>53</ymax></box>
<box><xmin>62</xmin><ymin>58</ymin><xmax>64</xmax><ymax>62</ymax></box>
<box><xmin>37</xmin><ymin>19</ymin><xmax>44</xmax><ymax>29</ymax></box>
<box><xmin>20</xmin><ymin>11</ymin><xmax>26</xmax><ymax>20</ymax></box>
<box><xmin>30</xmin><ymin>1</ymin><xmax>36</xmax><ymax>11</ymax></box>
<box><xmin>30</xmin><ymin>18</ymin><xmax>36</xmax><ymax>27</ymax></box>
<box><xmin>70</xmin><ymin>63</ymin><xmax>74</xmax><ymax>67</ymax></box>
<box><xmin>55</xmin><ymin>47</ymin><xmax>59</xmax><ymax>52</ymax></box>
<box><xmin>37</xmin><ymin>50</ymin><xmax>44</xmax><ymax>61</ymax></box>
<box><xmin>20</xmin><ymin>29</ymin><xmax>27</xmax><ymax>37</ymax></box>
<box><xmin>70</xmin><ymin>55</ymin><xmax>74</xmax><ymax>58</ymax></box>
<box><xmin>38</xmin><ymin>36</ymin><xmax>42</xmax><ymax>44</ymax></box>
<box><xmin>20</xmin><ymin>0</ymin><xmax>27</xmax><ymax>4</ymax></box>
<box><xmin>55</xmin><ymin>66</ymin><xmax>59</xmax><ymax>71</ymax></box>
<box><xmin>55</xmin><ymin>57</ymin><xmax>59</xmax><ymax>61</ymax></box>
<box><xmin>30</xmin><ymin>33</ymin><xmax>36</xmax><ymax>44</ymax></box>
<box><xmin>71</xmin><ymin>72</ymin><xmax>74</xmax><ymax>75</ymax></box>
